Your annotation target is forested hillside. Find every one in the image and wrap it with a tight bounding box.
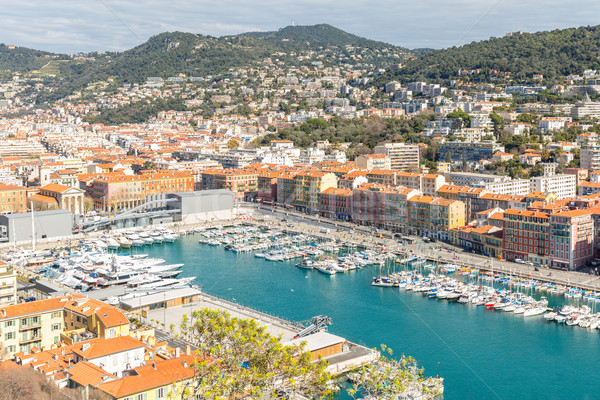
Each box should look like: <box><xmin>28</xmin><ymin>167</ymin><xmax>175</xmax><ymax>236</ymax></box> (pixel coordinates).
<box><xmin>375</xmin><ymin>25</ymin><xmax>600</xmax><ymax>84</ymax></box>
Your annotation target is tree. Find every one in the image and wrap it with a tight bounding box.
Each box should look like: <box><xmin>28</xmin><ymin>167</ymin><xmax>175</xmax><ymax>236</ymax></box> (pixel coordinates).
<box><xmin>348</xmin><ymin>345</ymin><xmax>443</xmax><ymax>400</ymax></box>
<box><xmin>489</xmin><ymin>112</ymin><xmax>503</xmax><ymax>139</ymax></box>
<box><xmin>226</xmin><ymin>139</ymin><xmax>240</xmax><ymax>149</ymax></box>
<box><xmin>446</xmin><ymin>109</ymin><xmax>471</xmax><ymax>129</ymax></box>
<box><xmin>179</xmin><ymin>308</ymin><xmax>332</xmax><ymax>399</ymax></box>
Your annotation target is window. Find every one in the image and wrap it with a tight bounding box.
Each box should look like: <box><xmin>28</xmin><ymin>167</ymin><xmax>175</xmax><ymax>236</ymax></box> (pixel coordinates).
<box><xmin>4</xmin><ymin>332</ymin><xmax>15</xmax><ymax>340</ymax></box>
<box><xmin>52</xmin><ymin>323</ymin><xmax>61</xmax><ymax>331</ymax></box>
<box><xmin>136</xmin><ymin>394</ymin><xmax>147</xmax><ymax>400</ymax></box>
<box><xmin>54</xmin><ymin>336</ymin><xmax>60</xmax><ymax>344</ymax></box>
<box><xmin>7</xmin><ymin>345</ymin><xmax>15</xmax><ymax>353</ymax></box>
<box><xmin>4</xmin><ymin>320</ymin><xmax>15</xmax><ymax>328</ymax></box>
<box><xmin>156</xmin><ymin>388</ymin><xmax>166</xmax><ymax>399</ymax></box>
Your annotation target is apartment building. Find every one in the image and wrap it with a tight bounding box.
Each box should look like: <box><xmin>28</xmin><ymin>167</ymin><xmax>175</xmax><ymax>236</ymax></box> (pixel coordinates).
<box><xmin>563</xmin><ymin>168</ymin><xmax>589</xmax><ymax>186</ymax></box>
<box><xmin>351</xmin><ymin>184</ymin><xmax>422</xmax><ymax>232</ymax></box>
<box><xmin>438</xmin><ymin>142</ymin><xmax>504</xmax><ymax>163</ymax></box>
<box><xmin>407</xmin><ymin>196</ymin><xmax>466</xmax><ymax>240</ymax></box>
<box><xmin>352</xmin><ymin>184</ymin><xmax>389</xmax><ymax>229</ymax></box>
<box><xmin>548</xmin><ymin>209</ymin><xmax>594</xmax><ymax>270</ymax></box>
<box><xmin>579</xmin><ymin>182</ymin><xmax>600</xmax><ymax>196</ymax></box>
<box><xmin>293</xmin><ymin>171</ymin><xmax>337</xmax><ymax>213</ymax></box>
<box><xmin>320</xmin><ymin>187</ymin><xmax>353</xmax><ymax>220</ymax></box>
<box><xmin>373</xmin><ymin>143</ymin><xmax>420</xmax><ymax>171</ymax></box>
<box><xmin>90</xmin><ymin>171</ymin><xmax>194</xmax><ymax>211</ymax></box>
<box><xmin>0</xmin><ymin>295</ymin><xmax>129</xmax><ymax>356</ymax></box>
<box><xmin>485</xmin><ymin>179</ymin><xmax>531</xmax><ymax>196</ymax></box>
<box><xmin>276</xmin><ymin>171</ymin><xmax>299</xmax><ymax>206</ymax></box>
<box><xmin>355</xmin><ymin>154</ymin><xmax>392</xmax><ymax>170</ymax></box>
<box><xmin>471</xmin><ymin>193</ymin><xmax>527</xmax><ymax>215</ymax></box>
<box><xmin>256</xmin><ymin>170</ymin><xmax>280</xmax><ymax>202</ymax></box>
<box><xmin>530</xmin><ymin>174</ymin><xmax>576</xmax><ymax>200</ymax></box>
<box><xmin>0</xmin><ymin>262</ymin><xmax>16</xmax><ymax>307</ymax></box>
<box><xmin>366</xmin><ymin>169</ymin><xmax>399</xmax><ymax>186</ymax></box>
<box><xmin>366</xmin><ymin>171</ymin><xmax>445</xmax><ymax>196</ymax></box>
<box><xmin>581</xmin><ymin>146</ymin><xmax>600</xmax><ymax>172</ymax></box>
<box><xmin>0</xmin><ymin>183</ymin><xmax>27</xmax><ymax>214</ymax></box>
<box><xmin>436</xmin><ymin>185</ymin><xmax>487</xmax><ymax>220</ymax></box>
<box><xmin>502</xmin><ymin>209</ymin><xmax>550</xmax><ymax>266</ymax></box>
<box><xmin>201</xmin><ymin>169</ymin><xmax>256</xmax><ymax>201</ymax></box>
<box><xmin>445</xmin><ymin>172</ymin><xmax>509</xmax><ymax>187</ymax></box>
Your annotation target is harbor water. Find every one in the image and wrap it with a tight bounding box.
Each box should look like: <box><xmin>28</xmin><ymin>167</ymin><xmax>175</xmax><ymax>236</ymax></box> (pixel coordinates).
<box><xmin>126</xmin><ymin>234</ymin><xmax>600</xmax><ymax>399</ymax></box>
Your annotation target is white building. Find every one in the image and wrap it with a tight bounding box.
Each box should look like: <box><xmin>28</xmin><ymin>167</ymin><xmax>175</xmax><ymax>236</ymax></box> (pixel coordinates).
<box><xmin>445</xmin><ymin>172</ymin><xmax>510</xmax><ymax>187</ymax></box>
<box><xmin>485</xmin><ymin>179</ymin><xmax>531</xmax><ymax>196</ymax></box>
<box><xmin>72</xmin><ymin>336</ymin><xmax>146</xmax><ymax>377</ymax></box>
<box><xmin>373</xmin><ymin>143</ymin><xmax>420</xmax><ymax>171</ymax></box>
<box><xmin>581</xmin><ymin>146</ymin><xmax>600</xmax><ymax>172</ymax></box>
<box><xmin>355</xmin><ymin>154</ymin><xmax>392</xmax><ymax>170</ymax></box>
<box><xmin>0</xmin><ymin>262</ymin><xmax>16</xmax><ymax>306</ymax></box>
<box><xmin>530</xmin><ymin>174</ymin><xmax>576</xmax><ymax>199</ymax></box>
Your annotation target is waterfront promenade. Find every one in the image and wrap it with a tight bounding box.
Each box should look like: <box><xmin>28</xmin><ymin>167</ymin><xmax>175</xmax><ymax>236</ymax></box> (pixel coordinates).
<box><xmin>250</xmin><ymin>206</ymin><xmax>600</xmax><ymax>292</ymax></box>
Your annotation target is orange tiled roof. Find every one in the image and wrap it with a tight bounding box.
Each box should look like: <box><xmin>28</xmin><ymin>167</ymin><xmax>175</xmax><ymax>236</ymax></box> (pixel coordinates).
<box><xmin>40</xmin><ymin>183</ymin><xmax>71</xmax><ymax>193</ymax></box>
<box><xmin>72</xmin><ymin>336</ymin><xmax>145</xmax><ymax>360</ymax></box>
<box><xmin>96</xmin><ymin>355</ymin><xmax>199</xmax><ymax>398</ymax></box>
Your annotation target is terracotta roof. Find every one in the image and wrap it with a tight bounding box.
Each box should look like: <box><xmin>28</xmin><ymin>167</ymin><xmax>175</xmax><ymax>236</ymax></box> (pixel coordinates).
<box><xmin>29</xmin><ymin>194</ymin><xmax>58</xmax><ymax>204</ymax></box>
<box><xmin>97</xmin><ymin>355</ymin><xmax>199</xmax><ymax>398</ymax></box>
<box><xmin>321</xmin><ymin>187</ymin><xmax>352</xmax><ymax>196</ymax></box>
<box><xmin>503</xmin><ymin>209</ymin><xmax>549</xmax><ymax>219</ymax></box>
<box><xmin>551</xmin><ymin>209</ymin><xmax>592</xmax><ymax>218</ymax></box>
<box><xmin>72</xmin><ymin>336</ymin><xmax>145</xmax><ymax>360</ymax></box>
<box><xmin>0</xmin><ymin>183</ymin><xmax>25</xmax><ymax>191</ymax></box>
<box><xmin>40</xmin><ymin>183</ymin><xmax>71</xmax><ymax>193</ymax></box>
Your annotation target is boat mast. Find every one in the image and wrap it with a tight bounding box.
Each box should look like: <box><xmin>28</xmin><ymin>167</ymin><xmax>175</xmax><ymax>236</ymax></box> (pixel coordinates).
<box><xmin>31</xmin><ymin>201</ymin><xmax>35</xmax><ymax>252</ymax></box>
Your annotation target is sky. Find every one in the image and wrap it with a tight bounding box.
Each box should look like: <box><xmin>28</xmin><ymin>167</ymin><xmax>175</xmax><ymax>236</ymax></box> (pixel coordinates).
<box><xmin>2</xmin><ymin>0</ymin><xmax>600</xmax><ymax>54</ymax></box>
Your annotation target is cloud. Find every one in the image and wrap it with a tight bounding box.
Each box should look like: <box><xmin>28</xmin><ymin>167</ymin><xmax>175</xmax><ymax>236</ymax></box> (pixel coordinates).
<box><xmin>0</xmin><ymin>0</ymin><xmax>599</xmax><ymax>53</ymax></box>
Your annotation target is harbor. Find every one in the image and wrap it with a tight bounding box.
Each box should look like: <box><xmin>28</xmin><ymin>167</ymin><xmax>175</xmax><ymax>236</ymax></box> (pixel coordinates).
<box><xmin>6</xmin><ymin>215</ymin><xmax>600</xmax><ymax>398</ymax></box>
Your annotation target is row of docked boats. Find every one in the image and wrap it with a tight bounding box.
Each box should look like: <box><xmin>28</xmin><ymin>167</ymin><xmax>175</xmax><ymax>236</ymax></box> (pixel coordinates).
<box><xmin>296</xmin><ymin>251</ymin><xmax>394</xmax><ymax>275</ymax></box>
<box><xmin>197</xmin><ymin>225</ymin><xmax>395</xmax><ymax>274</ymax></box>
<box><xmin>37</xmin><ymin>247</ymin><xmax>194</xmax><ymax>293</ymax></box>
<box><xmin>372</xmin><ymin>267</ymin><xmax>600</xmax><ymax>332</ymax></box>
<box><xmin>85</xmin><ymin>228</ymin><xmax>181</xmax><ymax>250</ymax></box>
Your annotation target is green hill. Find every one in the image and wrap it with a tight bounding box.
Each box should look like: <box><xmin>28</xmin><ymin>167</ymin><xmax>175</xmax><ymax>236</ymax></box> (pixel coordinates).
<box><xmin>243</xmin><ymin>24</ymin><xmax>406</xmax><ymax>50</ymax></box>
<box><xmin>0</xmin><ymin>25</ymin><xmax>410</xmax><ymax>103</ymax></box>
<box><xmin>376</xmin><ymin>25</ymin><xmax>600</xmax><ymax>84</ymax></box>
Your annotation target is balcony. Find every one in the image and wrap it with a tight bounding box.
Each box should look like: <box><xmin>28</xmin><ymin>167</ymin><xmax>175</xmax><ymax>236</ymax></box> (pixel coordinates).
<box><xmin>19</xmin><ymin>323</ymin><xmax>41</xmax><ymax>331</ymax></box>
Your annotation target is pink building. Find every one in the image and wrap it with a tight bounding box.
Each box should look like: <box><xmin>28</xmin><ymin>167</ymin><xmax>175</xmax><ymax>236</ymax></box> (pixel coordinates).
<box><xmin>549</xmin><ymin>209</ymin><xmax>594</xmax><ymax>270</ymax></box>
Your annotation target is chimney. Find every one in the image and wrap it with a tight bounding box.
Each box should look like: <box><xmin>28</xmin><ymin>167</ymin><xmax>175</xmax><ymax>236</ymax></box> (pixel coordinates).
<box><xmin>152</xmin><ymin>362</ymin><xmax>156</xmax><ymax>370</ymax></box>
<box><xmin>0</xmin><ymin>309</ymin><xmax>5</xmax><ymax>317</ymax></box>
<box><xmin>185</xmin><ymin>345</ymin><xmax>191</xmax><ymax>356</ymax></box>
<box><xmin>175</xmin><ymin>347</ymin><xmax>180</xmax><ymax>358</ymax></box>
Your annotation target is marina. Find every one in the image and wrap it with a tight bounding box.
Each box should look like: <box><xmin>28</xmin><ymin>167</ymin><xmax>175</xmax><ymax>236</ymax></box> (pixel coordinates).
<box><xmin>6</xmin><ymin>221</ymin><xmax>600</xmax><ymax>398</ymax></box>
<box><xmin>137</xmin><ymin>227</ymin><xmax>600</xmax><ymax>400</ymax></box>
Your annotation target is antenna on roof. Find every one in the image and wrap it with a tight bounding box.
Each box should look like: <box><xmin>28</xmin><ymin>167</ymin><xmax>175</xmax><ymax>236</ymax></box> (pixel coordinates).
<box><xmin>292</xmin><ymin>18</ymin><xmax>295</xmax><ymax>27</ymax></box>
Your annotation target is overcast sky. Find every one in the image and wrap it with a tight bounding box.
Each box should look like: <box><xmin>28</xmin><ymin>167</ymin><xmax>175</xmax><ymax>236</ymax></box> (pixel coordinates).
<box><xmin>2</xmin><ymin>0</ymin><xmax>600</xmax><ymax>53</ymax></box>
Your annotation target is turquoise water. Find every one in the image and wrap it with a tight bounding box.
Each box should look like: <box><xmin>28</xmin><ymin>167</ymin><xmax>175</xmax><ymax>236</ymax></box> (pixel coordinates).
<box><xmin>126</xmin><ymin>235</ymin><xmax>600</xmax><ymax>400</ymax></box>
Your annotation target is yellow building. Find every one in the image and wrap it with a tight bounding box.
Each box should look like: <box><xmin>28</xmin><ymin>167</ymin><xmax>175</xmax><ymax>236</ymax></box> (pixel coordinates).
<box><xmin>407</xmin><ymin>196</ymin><xmax>466</xmax><ymax>241</ymax></box>
<box><xmin>0</xmin><ymin>183</ymin><xmax>27</xmax><ymax>213</ymax></box>
<box><xmin>0</xmin><ymin>295</ymin><xmax>129</xmax><ymax>356</ymax></box>
<box><xmin>293</xmin><ymin>171</ymin><xmax>337</xmax><ymax>213</ymax></box>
